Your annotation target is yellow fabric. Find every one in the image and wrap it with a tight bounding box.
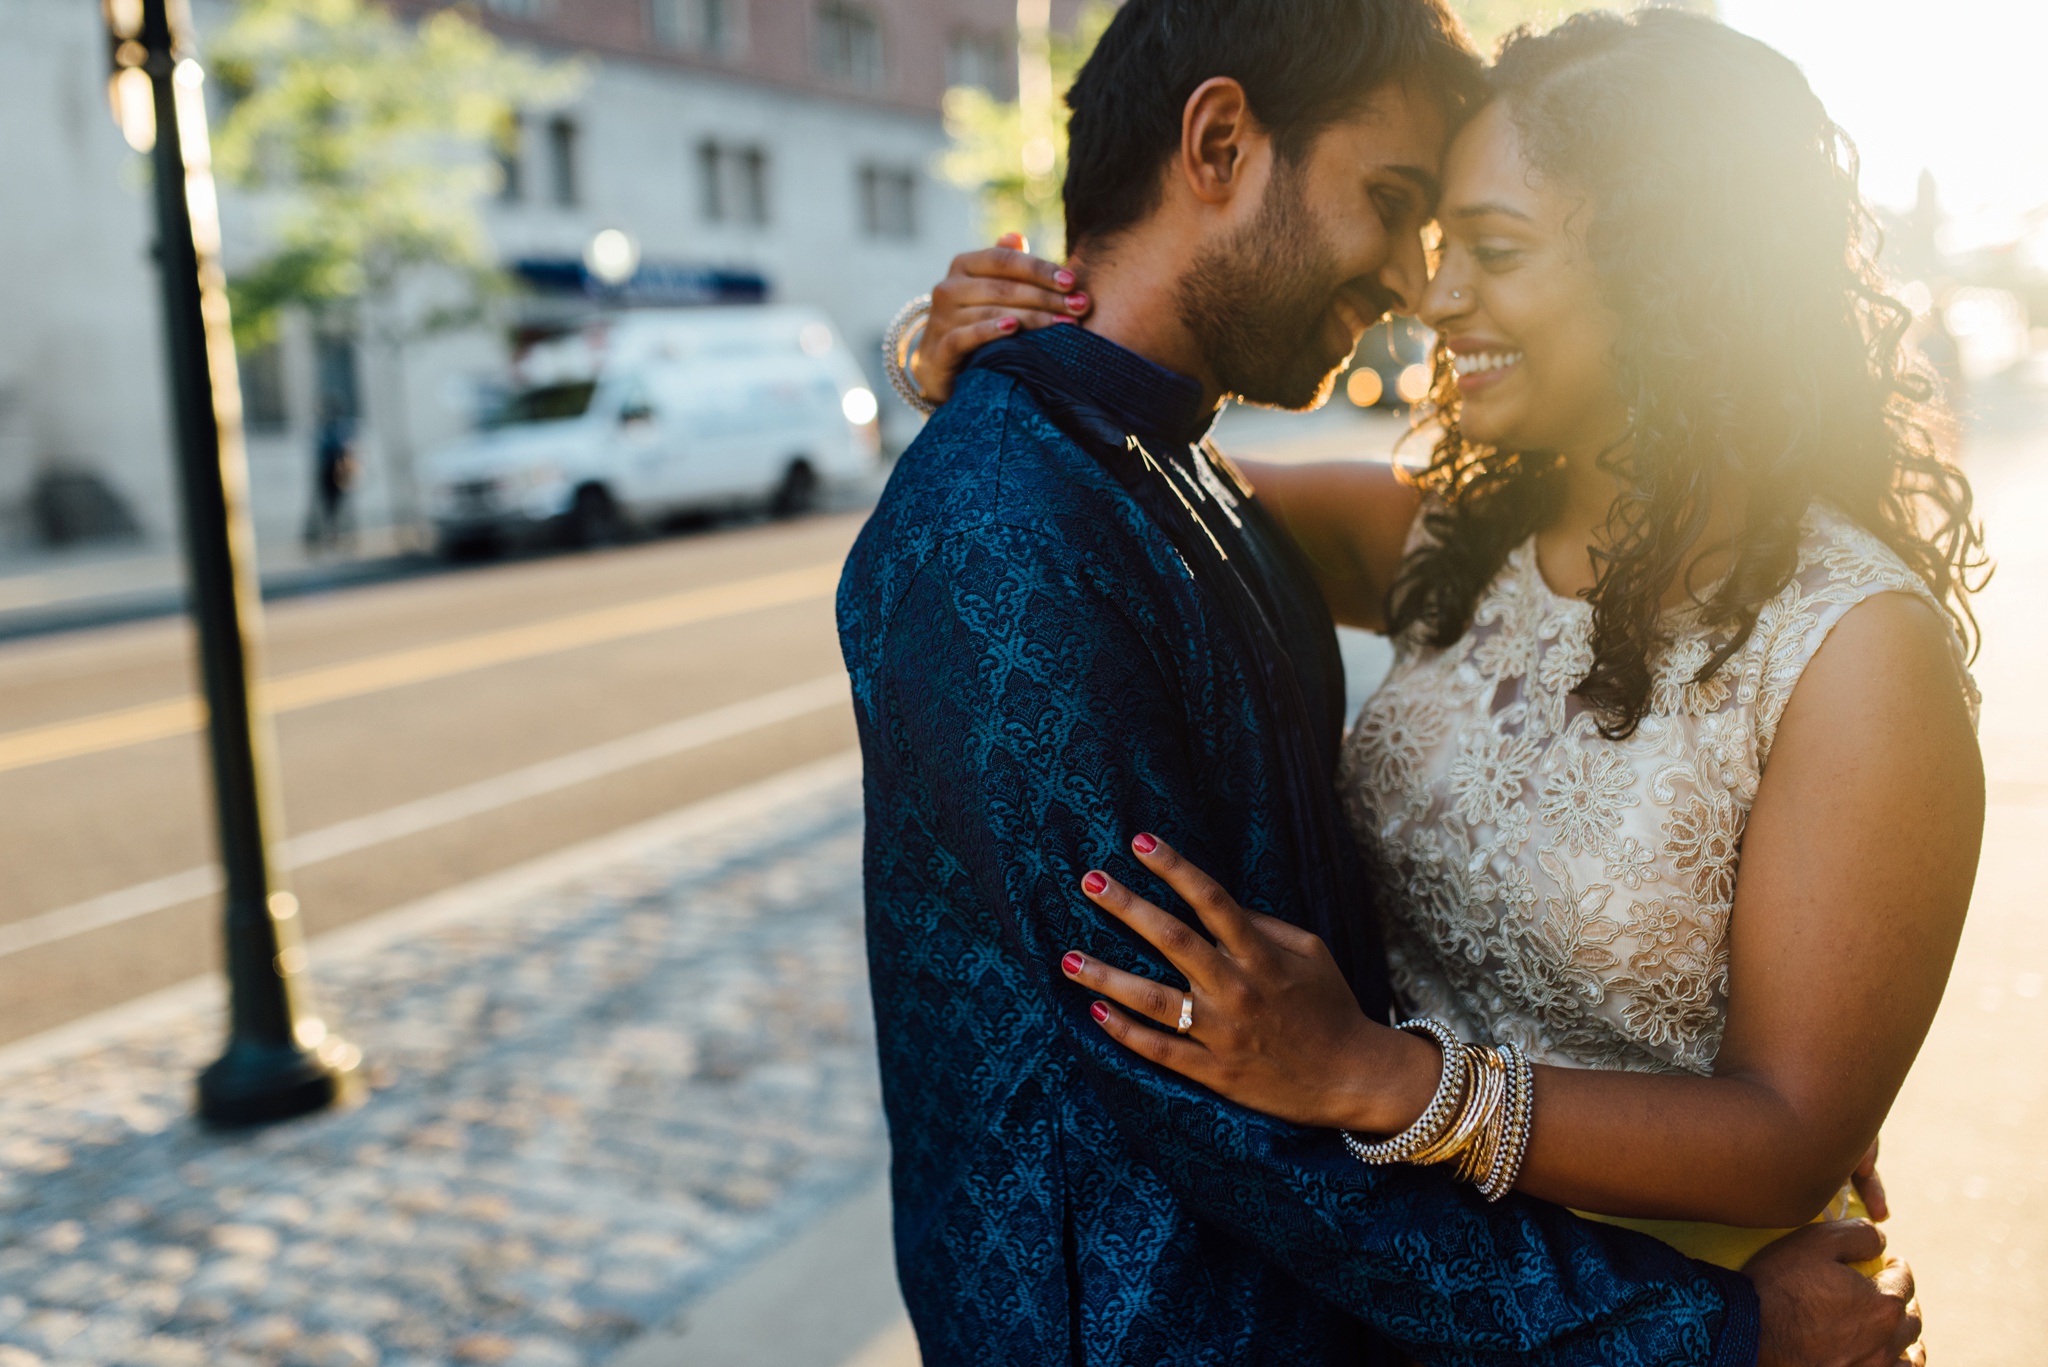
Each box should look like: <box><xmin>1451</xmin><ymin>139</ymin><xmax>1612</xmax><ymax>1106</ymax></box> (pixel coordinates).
<box><xmin>1575</xmin><ymin>1185</ymin><xmax>1883</xmax><ymax>1274</ymax></box>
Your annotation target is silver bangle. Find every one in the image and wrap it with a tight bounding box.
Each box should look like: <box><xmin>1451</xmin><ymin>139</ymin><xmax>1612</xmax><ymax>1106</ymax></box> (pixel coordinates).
<box><xmin>1342</xmin><ymin>1018</ymin><xmax>1467</xmax><ymax>1166</ymax></box>
<box><xmin>882</xmin><ymin>293</ymin><xmax>937</xmax><ymax>417</ymax></box>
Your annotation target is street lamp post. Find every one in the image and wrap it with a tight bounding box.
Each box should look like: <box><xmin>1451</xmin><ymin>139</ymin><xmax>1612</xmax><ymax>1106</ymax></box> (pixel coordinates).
<box><xmin>104</xmin><ymin>0</ymin><xmax>359</xmax><ymax>1125</ymax></box>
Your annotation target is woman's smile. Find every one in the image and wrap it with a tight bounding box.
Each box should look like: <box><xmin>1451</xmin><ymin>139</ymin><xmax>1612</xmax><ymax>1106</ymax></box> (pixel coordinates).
<box><xmin>1447</xmin><ymin>341</ymin><xmax>1524</xmax><ymax>395</ymax></box>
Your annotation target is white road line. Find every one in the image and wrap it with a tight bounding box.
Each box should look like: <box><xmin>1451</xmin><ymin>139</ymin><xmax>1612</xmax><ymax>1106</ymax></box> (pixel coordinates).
<box><xmin>0</xmin><ymin>560</ymin><xmax>840</xmax><ymax>774</ymax></box>
<box><xmin>0</xmin><ymin>675</ymin><xmax>850</xmax><ymax>961</ymax></box>
<box><xmin>0</xmin><ymin>749</ymin><xmax>864</xmax><ymax>1078</ymax></box>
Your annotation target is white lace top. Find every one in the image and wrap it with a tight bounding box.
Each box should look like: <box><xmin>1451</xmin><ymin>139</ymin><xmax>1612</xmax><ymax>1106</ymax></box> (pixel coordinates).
<box><xmin>1340</xmin><ymin>505</ymin><xmax>1977</xmax><ymax>1076</ymax></box>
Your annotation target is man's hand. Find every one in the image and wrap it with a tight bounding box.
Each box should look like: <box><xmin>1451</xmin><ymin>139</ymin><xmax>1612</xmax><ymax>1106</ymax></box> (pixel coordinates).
<box><xmin>1748</xmin><ymin>1220</ymin><xmax>1924</xmax><ymax>1366</ymax></box>
<box><xmin>911</xmin><ymin>233</ymin><xmax>1089</xmax><ymax>403</ymax></box>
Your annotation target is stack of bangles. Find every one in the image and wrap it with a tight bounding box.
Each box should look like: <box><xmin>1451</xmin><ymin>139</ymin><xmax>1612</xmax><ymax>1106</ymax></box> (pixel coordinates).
<box><xmin>1342</xmin><ymin>1019</ymin><xmax>1535</xmax><ymax>1202</ymax></box>
<box><xmin>882</xmin><ymin>293</ymin><xmax>938</xmax><ymax>417</ymax></box>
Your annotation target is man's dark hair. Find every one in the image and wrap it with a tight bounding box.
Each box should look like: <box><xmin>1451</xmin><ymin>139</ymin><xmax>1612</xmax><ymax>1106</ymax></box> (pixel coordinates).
<box><xmin>1063</xmin><ymin>0</ymin><xmax>1483</xmax><ymax>248</ymax></box>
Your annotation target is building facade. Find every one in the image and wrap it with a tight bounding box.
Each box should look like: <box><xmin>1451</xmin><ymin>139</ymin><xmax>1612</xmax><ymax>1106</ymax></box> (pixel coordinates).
<box><xmin>0</xmin><ymin>0</ymin><xmax>1053</xmax><ymax>554</ymax></box>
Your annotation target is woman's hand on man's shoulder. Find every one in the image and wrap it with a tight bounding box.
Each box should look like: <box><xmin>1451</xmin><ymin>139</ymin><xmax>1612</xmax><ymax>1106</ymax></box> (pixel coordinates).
<box><xmin>913</xmin><ymin>234</ymin><xmax>1092</xmax><ymax>404</ymax></box>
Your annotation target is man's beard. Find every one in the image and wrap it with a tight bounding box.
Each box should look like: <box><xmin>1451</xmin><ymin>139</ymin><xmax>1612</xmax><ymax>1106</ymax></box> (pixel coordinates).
<box><xmin>1174</xmin><ymin>167</ymin><xmax>1389</xmax><ymax>411</ymax></box>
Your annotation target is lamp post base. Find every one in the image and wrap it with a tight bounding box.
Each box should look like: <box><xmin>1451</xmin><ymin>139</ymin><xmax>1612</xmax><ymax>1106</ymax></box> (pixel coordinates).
<box><xmin>197</xmin><ymin>1035</ymin><xmax>361</xmax><ymax>1128</ymax></box>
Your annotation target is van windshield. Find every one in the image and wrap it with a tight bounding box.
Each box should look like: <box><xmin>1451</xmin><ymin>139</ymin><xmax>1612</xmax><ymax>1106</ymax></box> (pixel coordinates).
<box><xmin>486</xmin><ymin>381</ymin><xmax>597</xmax><ymax>428</ymax></box>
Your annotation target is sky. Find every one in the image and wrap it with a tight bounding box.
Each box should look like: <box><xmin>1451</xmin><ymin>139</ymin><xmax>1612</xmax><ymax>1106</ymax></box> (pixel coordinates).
<box><xmin>1717</xmin><ymin>0</ymin><xmax>2048</xmax><ymax>246</ymax></box>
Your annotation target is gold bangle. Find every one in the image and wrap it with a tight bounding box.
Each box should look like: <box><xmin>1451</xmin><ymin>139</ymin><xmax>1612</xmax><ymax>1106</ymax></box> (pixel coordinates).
<box><xmin>1478</xmin><ymin>1049</ymin><xmax>1517</xmax><ymax>1195</ymax></box>
<box><xmin>1479</xmin><ymin>1043</ymin><xmax>1536</xmax><ymax>1202</ymax></box>
<box><xmin>1453</xmin><ymin>1048</ymin><xmax>1505</xmax><ymax>1185</ymax></box>
<box><xmin>1413</xmin><ymin>1043</ymin><xmax>1494</xmax><ymax>1169</ymax></box>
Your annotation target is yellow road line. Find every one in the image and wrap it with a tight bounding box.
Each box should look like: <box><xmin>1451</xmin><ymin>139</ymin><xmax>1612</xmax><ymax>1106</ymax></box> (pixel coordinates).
<box><xmin>0</xmin><ymin>560</ymin><xmax>841</xmax><ymax>776</ymax></box>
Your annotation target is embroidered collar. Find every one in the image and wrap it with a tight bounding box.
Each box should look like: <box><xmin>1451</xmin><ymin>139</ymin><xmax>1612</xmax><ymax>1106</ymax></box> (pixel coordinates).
<box><xmin>1003</xmin><ymin>324</ymin><xmax>1218</xmax><ymax>451</ymax></box>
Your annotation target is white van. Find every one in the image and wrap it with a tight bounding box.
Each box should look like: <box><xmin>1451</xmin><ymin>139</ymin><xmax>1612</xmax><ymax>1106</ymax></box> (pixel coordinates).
<box><xmin>423</xmin><ymin>306</ymin><xmax>882</xmax><ymax>552</ymax></box>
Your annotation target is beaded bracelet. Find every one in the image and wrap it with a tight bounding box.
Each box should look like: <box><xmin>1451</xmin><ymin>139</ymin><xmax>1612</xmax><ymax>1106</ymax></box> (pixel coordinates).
<box><xmin>1341</xmin><ymin>1018</ymin><xmax>1468</xmax><ymax>1166</ymax></box>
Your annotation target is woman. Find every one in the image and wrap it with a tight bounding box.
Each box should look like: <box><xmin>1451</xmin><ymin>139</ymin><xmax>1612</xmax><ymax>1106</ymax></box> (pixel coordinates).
<box><xmin>898</xmin><ymin>9</ymin><xmax>1985</xmax><ymax>1275</ymax></box>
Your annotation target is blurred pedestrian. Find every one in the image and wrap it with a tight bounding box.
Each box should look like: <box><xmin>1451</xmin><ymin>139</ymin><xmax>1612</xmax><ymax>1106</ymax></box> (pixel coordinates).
<box><xmin>304</xmin><ymin>414</ymin><xmax>357</xmax><ymax>552</ymax></box>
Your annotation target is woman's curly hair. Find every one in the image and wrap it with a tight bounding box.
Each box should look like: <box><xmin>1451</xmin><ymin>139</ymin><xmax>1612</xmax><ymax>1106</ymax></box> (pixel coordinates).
<box><xmin>1386</xmin><ymin>7</ymin><xmax>1987</xmax><ymax>737</ymax></box>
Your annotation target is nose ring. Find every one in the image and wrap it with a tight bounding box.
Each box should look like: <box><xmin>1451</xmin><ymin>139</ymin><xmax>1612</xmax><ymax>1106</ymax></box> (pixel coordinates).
<box><xmin>1450</xmin><ymin>289</ymin><xmax>1465</xmax><ymax>301</ymax></box>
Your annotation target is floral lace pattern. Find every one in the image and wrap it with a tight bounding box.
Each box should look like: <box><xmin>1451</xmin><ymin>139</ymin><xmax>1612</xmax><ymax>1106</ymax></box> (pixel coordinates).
<box><xmin>1341</xmin><ymin>506</ymin><xmax>1978</xmax><ymax>1076</ymax></box>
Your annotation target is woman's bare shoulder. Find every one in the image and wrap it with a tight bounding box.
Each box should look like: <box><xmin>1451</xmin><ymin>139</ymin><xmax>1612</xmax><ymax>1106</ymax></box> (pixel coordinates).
<box><xmin>1770</xmin><ymin>586</ymin><xmax>1983</xmax><ymax>817</ymax></box>
<box><xmin>1803</xmin><ymin>589</ymin><xmax>1974</xmax><ymax>720</ymax></box>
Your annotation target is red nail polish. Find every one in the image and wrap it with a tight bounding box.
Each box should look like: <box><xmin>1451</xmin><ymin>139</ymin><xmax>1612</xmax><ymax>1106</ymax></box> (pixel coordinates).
<box><xmin>1062</xmin><ymin>952</ymin><xmax>1085</xmax><ymax>976</ymax></box>
<box><xmin>1066</xmin><ymin>293</ymin><xmax>1089</xmax><ymax>311</ymax></box>
<box><xmin>1055</xmin><ymin>269</ymin><xmax>1076</xmax><ymax>289</ymax></box>
<box><xmin>1090</xmin><ymin>1002</ymin><xmax>1109</xmax><ymax>1023</ymax></box>
<box><xmin>1132</xmin><ymin>833</ymin><xmax>1158</xmax><ymax>854</ymax></box>
<box><xmin>1081</xmin><ymin>870</ymin><xmax>1108</xmax><ymax>895</ymax></box>
<box><xmin>998</xmin><ymin>316</ymin><xmax>1019</xmax><ymax>332</ymax></box>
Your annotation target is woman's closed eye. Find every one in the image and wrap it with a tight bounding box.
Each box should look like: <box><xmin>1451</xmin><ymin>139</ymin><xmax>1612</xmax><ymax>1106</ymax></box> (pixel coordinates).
<box><xmin>1471</xmin><ymin>243</ymin><xmax>1524</xmax><ymax>271</ymax></box>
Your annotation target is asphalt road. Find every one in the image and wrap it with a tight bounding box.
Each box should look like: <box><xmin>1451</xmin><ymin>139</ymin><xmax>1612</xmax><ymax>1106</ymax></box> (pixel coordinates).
<box><xmin>0</xmin><ymin>511</ymin><xmax>867</xmax><ymax>1047</ymax></box>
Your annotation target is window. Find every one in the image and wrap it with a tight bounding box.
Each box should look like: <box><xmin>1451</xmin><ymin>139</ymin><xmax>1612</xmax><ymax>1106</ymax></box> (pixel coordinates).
<box><xmin>315</xmin><ymin>334</ymin><xmax>360</xmax><ymax>424</ymax></box>
<box><xmin>698</xmin><ymin>140</ymin><xmax>770</xmax><ymax>226</ymax></box>
<box><xmin>697</xmin><ymin>141</ymin><xmax>723</xmax><ymax>222</ymax></box>
<box><xmin>815</xmin><ymin>3</ymin><xmax>883</xmax><ymax>90</ymax></box>
<box><xmin>946</xmin><ymin>30</ymin><xmax>1011</xmax><ymax>96</ymax></box>
<box><xmin>496</xmin><ymin>112</ymin><xmax>524</xmax><ymax>204</ymax></box>
<box><xmin>239</xmin><ymin>342</ymin><xmax>289</xmax><ymax>434</ymax></box>
<box><xmin>737</xmin><ymin>146</ymin><xmax>768</xmax><ymax>225</ymax></box>
<box><xmin>859</xmin><ymin>163</ymin><xmax>916</xmax><ymax>239</ymax></box>
<box><xmin>486</xmin><ymin>0</ymin><xmax>551</xmax><ymax>17</ymax></box>
<box><xmin>485</xmin><ymin>381</ymin><xmax>597</xmax><ymax>428</ymax></box>
<box><xmin>652</xmin><ymin>0</ymin><xmax>746</xmax><ymax>55</ymax></box>
<box><xmin>547</xmin><ymin>115</ymin><xmax>579</xmax><ymax>207</ymax></box>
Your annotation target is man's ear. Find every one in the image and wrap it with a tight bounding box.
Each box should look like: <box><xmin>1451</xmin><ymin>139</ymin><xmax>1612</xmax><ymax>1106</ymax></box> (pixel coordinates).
<box><xmin>1179</xmin><ymin>78</ymin><xmax>1267</xmax><ymax>207</ymax></box>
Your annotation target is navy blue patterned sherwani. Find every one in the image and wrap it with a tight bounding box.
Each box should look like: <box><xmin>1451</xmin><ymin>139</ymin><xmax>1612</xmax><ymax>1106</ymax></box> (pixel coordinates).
<box><xmin>837</xmin><ymin>325</ymin><xmax>1760</xmax><ymax>1366</ymax></box>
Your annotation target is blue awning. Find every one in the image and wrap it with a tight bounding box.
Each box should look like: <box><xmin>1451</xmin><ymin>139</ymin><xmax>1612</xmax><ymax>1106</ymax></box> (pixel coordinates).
<box><xmin>512</xmin><ymin>258</ymin><xmax>770</xmax><ymax>305</ymax></box>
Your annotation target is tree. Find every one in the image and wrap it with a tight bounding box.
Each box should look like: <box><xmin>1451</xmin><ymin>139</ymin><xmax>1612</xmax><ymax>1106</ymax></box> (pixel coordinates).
<box><xmin>210</xmin><ymin>0</ymin><xmax>581</xmax><ymax>527</ymax></box>
<box><xmin>936</xmin><ymin>3</ymin><xmax>1113</xmax><ymax>258</ymax></box>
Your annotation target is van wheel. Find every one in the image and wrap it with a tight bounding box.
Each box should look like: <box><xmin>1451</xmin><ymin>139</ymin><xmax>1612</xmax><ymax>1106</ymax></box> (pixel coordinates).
<box><xmin>565</xmin><ymin>485</ymin><xmax>624</xmax><ymax>548</ymax></box>
<box><xmin>437</xmin><ymin>530</ymin><xmax>500</xmax><ymax>561</ymax></box>
<box><xmin>771</xmin><ymin>460</ymin><xmax>819</xmax><ymax>518</ymax></box>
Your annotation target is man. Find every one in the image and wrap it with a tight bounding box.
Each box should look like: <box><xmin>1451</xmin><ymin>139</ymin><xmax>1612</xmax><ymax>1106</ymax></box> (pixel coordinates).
<box><xmin>838</xmin><ymin>0</ymin><xmax>1922</xmax><ymax>1362</ymax></box>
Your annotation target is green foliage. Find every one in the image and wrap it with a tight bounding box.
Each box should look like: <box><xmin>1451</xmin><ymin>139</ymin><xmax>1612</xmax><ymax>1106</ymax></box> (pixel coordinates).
<box><xmin>212</xmin><ymin>0</ymin><xmax>583</xmax><ymax>347</ymax></box>
<box><xmin>936</xmin><ymin>3</ymin><xmax>1113</xmax><ymax>258</ymax></box>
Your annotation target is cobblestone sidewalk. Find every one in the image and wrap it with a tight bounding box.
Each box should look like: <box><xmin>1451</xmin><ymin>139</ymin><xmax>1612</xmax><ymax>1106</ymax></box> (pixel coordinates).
<box><xmin>0</xmin><ymin>761</ymin><xmax>883</xmax><ymax>1367</ymax></box>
